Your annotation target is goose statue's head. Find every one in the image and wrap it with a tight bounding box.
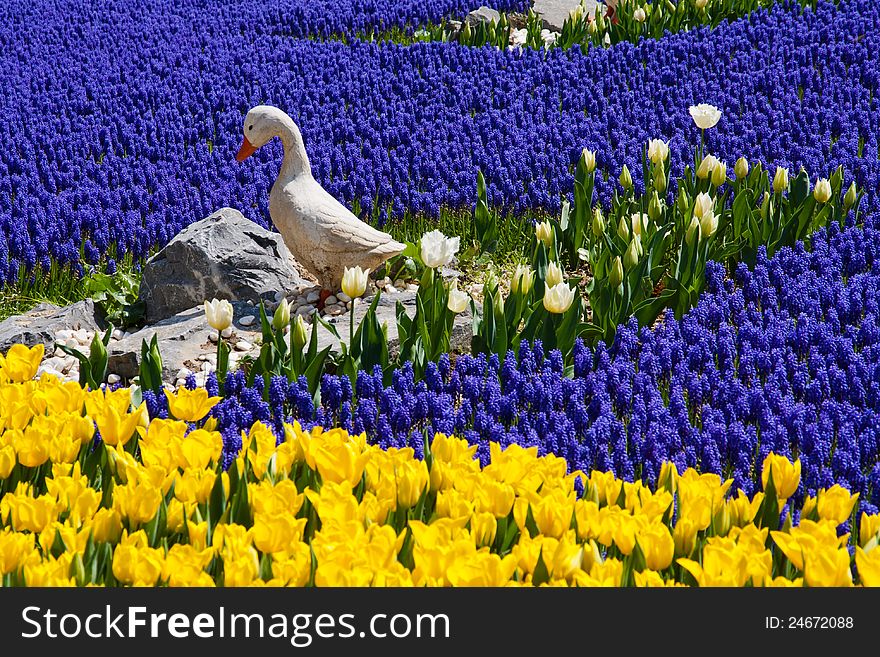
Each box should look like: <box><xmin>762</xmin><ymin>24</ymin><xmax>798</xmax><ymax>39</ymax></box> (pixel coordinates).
<box><xmin>236</xmin><ymin>105</ymin><xmax>296</xmax><ymax>161</ymax></box>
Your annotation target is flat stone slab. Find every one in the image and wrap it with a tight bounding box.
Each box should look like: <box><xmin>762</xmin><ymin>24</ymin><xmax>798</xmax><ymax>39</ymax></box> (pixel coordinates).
<box><xmin>107</xmin><ymin>290</ymin><xmax>471</xmax><ymax>383</ymax></box>
<box><xmin>0</xmin><ymin>300</ymin><xmax>103</xmax><ymax>357</ymax></box>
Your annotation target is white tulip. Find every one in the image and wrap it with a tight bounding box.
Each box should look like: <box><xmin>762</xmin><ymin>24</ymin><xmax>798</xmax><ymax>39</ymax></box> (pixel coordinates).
<box><xmin>511</xmin><ymin>264</ymin><xmax>535</xmax><ymax>295</ymax></box>
<box><xmin>630</xmin><ymin>212</ymin><xmax>648</xmax><ymax>238</ymax></box>
<box><xmin>647</xmin><ymin>139</ymin><xmax>670</xmax><ymax>165</ymax></box>
<box><xmin>535</xmin><ymin>220</ymin><xmax>553</xmax><ymax>247</ymax></box>
<box><xmin>446</xmin><ymin>283</ymin><xmax>470</xmax><ymax>314</ymax></box>
<box><xmin>633</xmin><ymin>7</ymin><xmax>646</xmax><ymax>22</ymax></box>
<box><xmin>272</xmin><ymin>298</ymin><xmax>291</xmax><ymax>330</ymax></box>
<box><xmin>700</xmin><ymin>212</ymin><xmax>719</xmax><ymax>239</ymax></box>
<box><xmin>773</xmin><ymin>167</ymin><xmax>790</xmax><ymax>194</ymax></box>
<box><xmin>813</xmin><ymin>178</ymin><xmax>832</xmax><ymax>204</ymax></box>
<box><xmin>341</xmin><ymin>265</ymin><xmax>369</xmax><ymax>299</ymax></box>
<box><xmin>697</xmin><ymin>154</ymin><xmax>721</xmax><ymax>180</ymax></box>
<box><xmin>543</xmin><ymin>283</ymin><xmax>576</xmax><ymax>314</ymax></box>
<box><xmin>420</xmin><ymin>230</ymin><xmax>461</xmax><ymax>269</ymax></box>
<box><xmin>582</xmin><ymin>148</ymin><xmax>597</xmax><ymax>173</ymax></box>
<box><xmin>694</xmin><ymin>0</ymin><xmax>709</xmax><ymax>9</ymax></box>
<box><xmin>693</xmin><ymin>192</ymin><xmax>715</xmax><ymax>220</ymax></box>
<box><xmin>545</xmin><ymin>261</ymin><xmax>564</xmax><ymax>288</ymax></box>
<box><xmin>204</xmin><ymin>299</ymin><xmax>233</xmax><ymax>332</ymax></box>
<box><xmin>689</xmin><ymin>103</ymin><xmax>722</xmax><ymax>130</ymax></box>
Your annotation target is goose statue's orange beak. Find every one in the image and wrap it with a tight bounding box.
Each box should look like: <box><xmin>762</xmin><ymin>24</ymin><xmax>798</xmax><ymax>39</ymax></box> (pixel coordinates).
<box><xmin>236</xmin><ymin>136</ymin><xmax>257</xmax><ymax>161</ymax></box>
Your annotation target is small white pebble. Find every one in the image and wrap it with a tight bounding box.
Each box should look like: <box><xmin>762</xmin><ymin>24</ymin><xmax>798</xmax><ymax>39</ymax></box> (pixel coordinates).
<box><xmin>74</xmin><ymin>329</ymin><xmax>89</xmax><ymax>344</ymax></box>
<box><xmin>274</xmin><ymin>291</ymin><xmax>285</xmax><ymax>302</ymax></box>
<box><xmin>112</xmin><ymin>328</ymin><xmax>124</xmax><ymax>340</ymax></box>
<box><xmin>107</xmin><ymin>374</ymin><xmax>121</xmax><ymax>385</ymax></box>
<box><xmin>55</xmin><ymin>329</ymin><xmax>73</xmax><ymax>340</ymax></box>
<box><xmin>176</xmin><ymin>368</ymin><xmax>192</xmax><ymax>380</ymax></box>
<box><xmin>122</xmin><ymin>331</ymin><xmax>132</xmax><ymax>338</ymax></box>
<box><xmin>64</xmin><ymin>337</ymin><xmax>79</xmax><ymax>349</ymax></box>
<box><xmin>246</xmin><ymin>299</ymin><xmax>254</xmax><ymax>306</ymax></box>
<box><xmin>337</xmin><ymin>292</ymin><xmax>351</xmax><ymax>303</ymax></box>
<box><xmin>201</xmin><ymin>361</ymin><xmax>215</xmax><ymax>373</ymax></box>
<box><xmin>325</xmin><ymin>305</ymin><xmax>345</xmax><ymax>316</ymax></box>
<box><xmin>208</xmin><ymin>332</ymin><xmax>219</xmax><ymax>343</ymax></box>
<box><xmin>407</xmin><ymin>283</ymin><xmax>419</xmax><ymax>291</ymax></box>
<box><xmin>175</xmin><ymin>378</ymin><xmax>186</xmax><ymax>388</ymax></box>
<box><xmin>235</xmin><ymin>340</ymin><xmax>252</xmax><ymax>352</ymax></box>
<box><xmin>384</xmin><ymin>285</ymin><xmax>398</xmax><ymax>294</ymax></box>
<box><xmin>239</xmin><ymin>314</ymin><xmax>256</xmax><ymax>327</ymax></box>
<box><xmin>221</xmin><ymin>327</ymin><xmax>233</xmax><ymax>339</ymax></box>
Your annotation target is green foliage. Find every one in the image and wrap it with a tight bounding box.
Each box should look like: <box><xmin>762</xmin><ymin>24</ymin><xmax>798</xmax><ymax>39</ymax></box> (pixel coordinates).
<box><xmin>83</xmin><ymin>270</ymin><xmax>144</xmax><ymax>327</ymax></box>
<box><xmin>57</xmin><ymin>326</ymin><xmax>114</xmax><ymax>389</ymax></box>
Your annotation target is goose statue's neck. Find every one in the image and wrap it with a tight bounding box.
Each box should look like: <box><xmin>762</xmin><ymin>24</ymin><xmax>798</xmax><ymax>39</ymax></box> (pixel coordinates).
<box><xmin>277</xmin><ymin>116</ymin><xmax>311</xmax><ymax>179</ymax></box>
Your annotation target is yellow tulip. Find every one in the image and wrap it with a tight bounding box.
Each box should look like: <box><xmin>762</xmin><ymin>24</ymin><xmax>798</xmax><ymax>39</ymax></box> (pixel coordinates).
<box><xmin>761</xmin><ymin>452</ymin><xmax>801</xmax><ymax>499</ymax></box>
<box><xmin>312</xmin><ymin>430</ymin><xmax>369</xmax><ymax>488</ymax></box>
<box><xmin>4</xmin><ymin>493</ymin><xmax>56</xmax><ymax>533</ymax></box>
<box><xmin>637</xmin><ymin>523</ymin><xmax>675</xmax><ymax>571</ymax></box>
<box><xmin>270</xmin><ymin>543</ymin><xmax>312</xmax><ymax>587</ymax></box>
<box><xmin>435</xmin><ymin>489</ymin><xmax>474</xmax><ymax>520</ymax></box>
<box><xmin>91</xmin><ymin>508</ymin><xmax>123</xmax><ymax>544</ymax></box>
<box><xmin>94</xmin><ymin>403</ymin><xmax>145</xmax><ymax>447</ymax></box>
<box><xmin>164</xmin><ymin>387</ymin><xmax>221</xmax><ymax>423</ymax></box>
<box><xmin>860</xmin><ymin>513</ymin><xmax>880</xmax><ymax>548</ymax></box>
<box><xmin>244</xmin><ymin>421</ymin><xmax>279</xmax><ymax>479</ymax></box>
<box><xmin>470</xmin><ymin>512</ymin><xmax>497</xmax><ymax>548</ymax></box>
<box><xmin>112</xmin><ymin>532</ymin><xmax>165</xmax><ymax>586</ymax></box>
<box><xmin>803</xmin><ymin>546</ymin><xmax>852</xmax><ymax>587</ymax></box>
<box><xmin>817</xmin><ymin>484</ymin><xmax>859</xmax><ymax>526</ymax></box>
<box><xmin>673</xmin><ymin>518</ymin><xmax>698</xmax><ymax>558</ymax></box>
<box><xmin>395</xmin><ymin>458</ymin><xmax>429</xmax><ymax>509</ymax></box>
<box><xmin>179</xmin><ymin>428</ymin><xmax>224</xmax><ymax>470</ymax></box>
<box><xmin>113</xmin><ymin>480</ymin><xmax>162</xmax><ymax>526</ymax></box>
<box><xmin>447</xmin><ymin>551</ymin><xmax>517</xmax><ymax>587</ymax></box>
<box><xmin>0</xmin><ymin>528</ymin><xmax>34</xmax><ymax>575</ymax></box>
<box><xmin>531</xmin><ymin>488</ymin><xmax>575</xmax><ymax>539</ymax></box>
<box><xmin>0</xmin><ymin>344</ymin><xmax>44</xmax><ymax>383</ymax></box>
<box><xmin>855</xmin><ymin>547</ymin><xmax>880</xmax><ymax>587</ymax></box>
<box><xmin>163</xmin><ymin>544</ymin><xmax>215</xmax><ymax>587</ymax></box>
<box><xmin>250</xmin><ymin>479</ymin><xmax>304</xmax><ymax>517</ymax></box>
<box><xmin>12</xmin><ymin>426</ymin><xmax>50</xmax><ymax>468</ymax></box>
<box><xmin>0</xmin><ymin>444</ymin><xmax>16</xmax><ymax>478</ymax></box>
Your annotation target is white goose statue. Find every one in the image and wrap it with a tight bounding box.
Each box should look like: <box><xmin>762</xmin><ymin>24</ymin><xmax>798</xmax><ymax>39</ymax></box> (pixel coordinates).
<box><xmin>235</xmin><ymin>105</ymin><xmax>404</xmax><ymax>301</ymax></box>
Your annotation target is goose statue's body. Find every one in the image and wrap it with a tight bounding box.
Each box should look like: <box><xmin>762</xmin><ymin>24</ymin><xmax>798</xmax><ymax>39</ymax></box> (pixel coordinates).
<box><xmin>235</xmin><ymin>105</ymin><xmax>404</xmax><ymax>294</ymax></box>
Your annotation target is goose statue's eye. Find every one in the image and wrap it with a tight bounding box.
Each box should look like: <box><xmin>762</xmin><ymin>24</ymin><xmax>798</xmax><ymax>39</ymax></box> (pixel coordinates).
<box><xmin>248</xmin><ymin>125</ymin><xmax>253</xmax><ymax>131</ymax></box>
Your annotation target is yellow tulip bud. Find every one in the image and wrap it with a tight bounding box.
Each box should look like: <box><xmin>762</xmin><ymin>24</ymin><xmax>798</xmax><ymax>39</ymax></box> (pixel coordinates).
<box><xmin>511</xmin><ymin>264</ymin><xmax>535</xmax><ymax>296</ymax></box>
<box><xmin>844</xmin><ymin>181</ymin><xmax>857</xmax><ymax>210</ymax></box>
<box><xmin>859</xmin><ymin>513</ymin><xmax>880</xmax><ymax>548</ymax></box>
<box><xmin>735</xmin><ymin>156</ymin><xmax>749</xmax><ymax>180</ymax></box>
<box><xmin>813</xmin><ymin>178</ymin><xmax>831</xmax><ymax>204</ymax></box>
<box><xmin>619</xmin><ymin>164</ymin><xmax>633</xmax><ymax>190</ymax></box>
<box><xmin>592</xmin><ymin>207</ymin><xmax>605</xmax><ymax>238</ymax></box>
<box><xmin>292</xmin><ymin>314</ymin><xmax>309</xmax><ymax>351</ymax></box>
<box><xmin>699</xmin><ymin>212</ymin><xmax>719</xmax><ymax>240</ymax></box>
<box><xmin>653</xmin><ymin>160</ymin><xmax>667</xmax><ymax>193</ymax></box>
<box><xmin>623</xmin><ymin>236</ymin><xmax>641</xmax><ymax>270</ymax></box>
<box><xmin>648</xmin><ymin>192</ymin><xmax>663</xmax><ymax>222</ymax></box>
<box><xmin>272</xmin><ymin>298</ymin><xmax>291</xmax><ymax>330</ymax></box>
<box><xmin>711</xmin><ymin>161</ymin><xmax>727</xmax><ymax>187</ymax></box>
<box><xmin>609</xmin><ymin>256</ymin><xmax>624</xmax><ymax>289</ymax></box>
<box><xmin>673</xmin><ymin>518</ymin><xmax>698</xmax><ymax>558</ymax></box>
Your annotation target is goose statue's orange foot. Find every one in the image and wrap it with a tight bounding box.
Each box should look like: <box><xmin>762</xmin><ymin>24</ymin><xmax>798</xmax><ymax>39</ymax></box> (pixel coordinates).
<box><xmin>235</xmin><ymin>105</ymin><xmax>404</xmax><ymax>302</ymax></box>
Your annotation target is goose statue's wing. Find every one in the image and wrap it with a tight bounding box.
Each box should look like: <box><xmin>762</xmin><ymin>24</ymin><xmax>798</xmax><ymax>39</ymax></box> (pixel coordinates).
<box><xmin>307</xmin><ymin>186</ymin><xmax>402</xmax><ymax>254</ymax></box>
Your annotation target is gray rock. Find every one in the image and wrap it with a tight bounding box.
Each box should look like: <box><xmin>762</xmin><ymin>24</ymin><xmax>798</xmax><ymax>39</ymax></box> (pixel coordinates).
<box><xmin>0</xmin><ymin>300</ymin><xmax>103</xmax><ymax>356</ymax></box>
<box><xmin>533</xmin><ymin>0</ymin><xmax>600</xmax><ymax>31</ymax></box>
<box><xmin>466</xmin><ymin>6</ymin><xmax>501</xmax><ymax>26</ymax></box>
<box><xmin>138</xmin><ymin>207</ymin><xmax>307</xmax><ymax>323</ymax></box>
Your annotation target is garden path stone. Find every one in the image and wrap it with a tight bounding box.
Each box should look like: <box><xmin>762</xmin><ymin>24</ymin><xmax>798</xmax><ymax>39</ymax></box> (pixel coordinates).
<box><xmin>0</xmin><ymin>300</ymin><xmax>103</xmax><ymax>356</ymax></box>
<box><xmin>533</xmin><ymin>0</ymin><xmax>600</xmax><ymax>30</ymax></box>
<box><xmin>138</xmin><ymin>207</ymin><xmax>309</xmax><ymax>323</ymax></box>
<box><xmin>466</xmin><ymin>6</ymin><xmax>501</xmax><ymax>25</ymax></box>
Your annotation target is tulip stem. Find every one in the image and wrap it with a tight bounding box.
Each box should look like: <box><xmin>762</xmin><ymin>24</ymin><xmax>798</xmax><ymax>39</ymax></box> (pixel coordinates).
<box><xmin>349</xmin><ymin>298</ymin><xmax>356</xmax><ymax>355</ymax></box>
